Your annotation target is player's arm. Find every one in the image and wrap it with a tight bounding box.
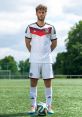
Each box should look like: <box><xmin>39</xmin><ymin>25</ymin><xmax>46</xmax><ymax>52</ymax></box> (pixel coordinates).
<box><xmin>25</xmin><ymin>37</ymin><xmax>31</xmax><ymax>52</ymax></box>
<box><xmin>51</xmin><ymin>39</ymin><xmax>57</xmax><ymax>51</ymax></box>
<box><xmin>25</xmin><ymin>26</ymin><xmax>32</xmax><ymax>52</ymax></box>
<box><xmin>50</xmin><ymin>26</ymin><xmax>57</xmax><ymax>51</ymax></box>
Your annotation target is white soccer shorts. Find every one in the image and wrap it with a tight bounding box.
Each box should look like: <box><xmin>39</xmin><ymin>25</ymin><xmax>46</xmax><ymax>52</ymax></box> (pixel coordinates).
<box><xmin>29</xmin><ymin>63</ymin><xmax>54</xmax><ymax>79</ymax></box>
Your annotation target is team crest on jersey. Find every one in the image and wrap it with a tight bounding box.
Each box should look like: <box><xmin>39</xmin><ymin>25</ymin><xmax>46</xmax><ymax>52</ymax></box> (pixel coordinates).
<box><xmin>44</xmin><ymin>29</ymin><xmax>49</xmax><ymax>34</ymax></box>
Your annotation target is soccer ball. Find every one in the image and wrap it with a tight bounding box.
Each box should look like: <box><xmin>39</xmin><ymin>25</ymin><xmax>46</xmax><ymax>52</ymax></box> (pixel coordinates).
<box><xmin>36</xmin><ymin>102</ymin><xmax>48</xmax><ymax>116</ymax></box>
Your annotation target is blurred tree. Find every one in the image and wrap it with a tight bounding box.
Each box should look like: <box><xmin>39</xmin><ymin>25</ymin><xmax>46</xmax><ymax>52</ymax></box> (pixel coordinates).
<box><xmin>53</xmin><ymin>20</ymin><xmax>82</xmax><ymax>76</ymax></box>
<box><xmin>19</xmin><ymin>59</ymin><xmax>30</xmax><ymax>75</ymax></box>
<box><xmin>0</xmin><ymin>56</ymin><xmax>19</xmax><ymax>75</ymax></box>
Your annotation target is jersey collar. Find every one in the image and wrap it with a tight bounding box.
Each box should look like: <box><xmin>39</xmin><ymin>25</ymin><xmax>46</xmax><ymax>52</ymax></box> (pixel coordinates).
<box><xmin>36</xmin><ymin>22</ymin><xmax>46</xmax><ymax>27</ymax></box>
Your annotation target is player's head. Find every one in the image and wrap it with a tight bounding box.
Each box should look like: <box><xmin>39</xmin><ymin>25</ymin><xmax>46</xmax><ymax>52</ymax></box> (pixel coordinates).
<box><xmin>36</xmin><ymin>4</ymin><xmax>47</xmax><ymax>21</ymax></box>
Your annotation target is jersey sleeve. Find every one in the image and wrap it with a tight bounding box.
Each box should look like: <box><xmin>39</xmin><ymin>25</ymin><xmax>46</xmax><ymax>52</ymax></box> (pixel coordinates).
<box><xmin>25</xmin><ymin>26</ymin><xmax>32</xmax><ymax>39</ymax></box>
<box><xmin>51</xmin><ymin>26</ymin><xmax>57</xmax><ymax>41</ymax></box>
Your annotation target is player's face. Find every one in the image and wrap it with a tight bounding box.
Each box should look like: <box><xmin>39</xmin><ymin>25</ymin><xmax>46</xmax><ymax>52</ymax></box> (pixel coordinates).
<box><xmin>36</xmin><ymin>10</ymin><xmax>46</xmax><ymax>21</ymax></box>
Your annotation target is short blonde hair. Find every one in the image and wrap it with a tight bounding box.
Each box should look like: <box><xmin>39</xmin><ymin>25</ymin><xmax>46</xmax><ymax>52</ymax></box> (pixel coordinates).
<box><xmin>36</xmin><ymin>4</ymin><xmax>47</xmax><ymax>12</ymax></box>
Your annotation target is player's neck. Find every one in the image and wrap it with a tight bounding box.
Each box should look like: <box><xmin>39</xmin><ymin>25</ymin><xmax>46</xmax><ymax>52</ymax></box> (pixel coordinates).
<box><xmin>36</xmin><ymin>21</ymin><xmax>45</xmax><ymax>27</ymax></box>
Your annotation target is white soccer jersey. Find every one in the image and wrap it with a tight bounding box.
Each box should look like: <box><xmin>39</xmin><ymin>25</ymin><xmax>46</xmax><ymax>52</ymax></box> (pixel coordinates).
<box><xmin>25</xmin><ymin>22</ymin><xmax>57</xmax><ymax>63</ymax></box>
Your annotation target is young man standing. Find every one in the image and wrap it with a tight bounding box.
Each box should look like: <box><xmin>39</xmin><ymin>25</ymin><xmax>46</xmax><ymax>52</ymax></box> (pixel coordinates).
<box><xmin>25</xmin><ymin>4</ymin><xmax>57</xmax><ymax>114</ymax></box>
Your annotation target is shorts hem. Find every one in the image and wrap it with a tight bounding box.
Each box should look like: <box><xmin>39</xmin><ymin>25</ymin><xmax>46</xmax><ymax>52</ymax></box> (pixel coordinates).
<box><xmin>28</xmin><ymin>76</ymin><xmax>39</xmax><ymax>79</ymax></box>
<box><xmin>28</xmin><ymin>77</ymin><xmax>54</xmax><ymax>80</ymax></box>
<box><xmin>43</xmin><ymin>77</ymin><xmax>54</xmax><ymax>80</ymax></box>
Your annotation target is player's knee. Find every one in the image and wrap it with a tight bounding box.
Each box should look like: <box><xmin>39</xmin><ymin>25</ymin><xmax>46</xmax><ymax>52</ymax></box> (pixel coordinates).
<box><xmin>44</xmin><ymin>79</ymin><xmax>51</xmax><ymax>87</ymax></box>
<box><xmin>30</xmin><ymin>78</ymin><xmax>38</xmax><ymax>87</ymax></box>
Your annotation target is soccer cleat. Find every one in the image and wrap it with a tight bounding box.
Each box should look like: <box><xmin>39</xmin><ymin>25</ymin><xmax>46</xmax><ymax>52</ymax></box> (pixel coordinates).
<box><xmin>28</xmin><ymin>106</ymin><xmax>36</xmax><ymax>114</ymax></box>
<box><xmin>47</xmin><ymin>106</ymin><xmax>54</xmax><ymax>114</ymax></box>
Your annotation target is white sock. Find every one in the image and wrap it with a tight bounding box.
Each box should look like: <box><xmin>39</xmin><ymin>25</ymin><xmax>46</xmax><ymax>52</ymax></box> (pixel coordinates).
<box><xmin>45</xmin><ymin>87</ymin><xmax>52</xmax><ymax>107</ymax></box>
<box><xmin>30</xmin><ymin>87</ymin><xmax>37</xmax><ymax>107</ymax></box>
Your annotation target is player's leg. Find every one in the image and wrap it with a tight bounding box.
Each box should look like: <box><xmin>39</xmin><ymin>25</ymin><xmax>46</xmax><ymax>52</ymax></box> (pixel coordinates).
<box><xmin>44</xmin><ymin>79</ymin><xmax>52</xmax><ymax>106</ymax></box>
<box><xmin>28</xmin><ymin>63</ymin><xmax>40</xmax><ymax>113</ymax></box>
<box><xmin>42</xmin><ymin>63</ymin><xmax>54</xmax><ymax>114</ymax></box>
<box><xmin>30</xmin><ymin>78</ymin><xmax>38</xmax><ymax>113</ymax></box>
<box><xmin>30</xmin><ymin>78</ymin><xmax>38</xmax><ymax>107</ymax></box>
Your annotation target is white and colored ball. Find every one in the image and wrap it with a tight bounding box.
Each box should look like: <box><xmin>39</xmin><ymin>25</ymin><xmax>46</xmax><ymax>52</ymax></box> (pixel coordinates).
<box><xmin>36</xmin><ymin>102</ymin><xmax>48</xmax><ymax>116</ymax></box>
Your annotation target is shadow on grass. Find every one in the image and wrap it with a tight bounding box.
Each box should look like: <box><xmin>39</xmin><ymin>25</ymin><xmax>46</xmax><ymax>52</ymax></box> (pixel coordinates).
<box><xmin>0</xmin><ymin>112</ymin><xmax>38</xmax><ymax>117</ymax></box>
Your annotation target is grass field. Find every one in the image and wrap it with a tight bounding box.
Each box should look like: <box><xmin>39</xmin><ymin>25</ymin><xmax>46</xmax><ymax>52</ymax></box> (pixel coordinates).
<box><xmin>0</xmin><ymin>79</ymin><xmax>82</xmax><ymax>117</ymax></box>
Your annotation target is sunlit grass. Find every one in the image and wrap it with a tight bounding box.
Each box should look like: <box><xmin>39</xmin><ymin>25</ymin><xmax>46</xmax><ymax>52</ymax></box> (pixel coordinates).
<box><xmin>0</xmin><ymin>79</ymin><xmax>82</xmax><ymax>117</ymax></box>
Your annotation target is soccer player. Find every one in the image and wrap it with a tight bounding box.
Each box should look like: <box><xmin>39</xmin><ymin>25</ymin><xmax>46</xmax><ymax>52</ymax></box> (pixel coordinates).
<box><xmin>25</xmin><ymin>4</ymin><xmax>57</xmax><ymax>114</ymax></box>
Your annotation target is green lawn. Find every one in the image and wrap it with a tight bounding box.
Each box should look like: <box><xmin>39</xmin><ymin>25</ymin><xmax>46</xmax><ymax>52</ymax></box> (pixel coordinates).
<box><xmin>0</xmin><ymin>79</ymin><xmax>82</xmax><ymax>117</ymax></box>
